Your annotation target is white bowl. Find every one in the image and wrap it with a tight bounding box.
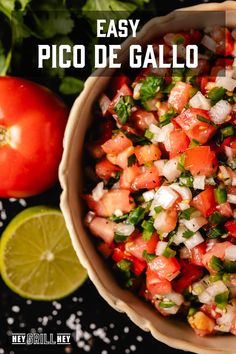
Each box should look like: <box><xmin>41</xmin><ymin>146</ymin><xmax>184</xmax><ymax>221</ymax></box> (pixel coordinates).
<box><xmin>59</xmin><ymin>2</ymin><xmax>236</xmax><ymax>353</ymax></box>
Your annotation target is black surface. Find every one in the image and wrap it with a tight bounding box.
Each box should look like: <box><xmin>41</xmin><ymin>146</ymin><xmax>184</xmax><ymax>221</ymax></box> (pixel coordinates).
<box><xmin>0</xmin><ymin>0</ymin><xmax>226</xmax><ymax>353</ymax></box>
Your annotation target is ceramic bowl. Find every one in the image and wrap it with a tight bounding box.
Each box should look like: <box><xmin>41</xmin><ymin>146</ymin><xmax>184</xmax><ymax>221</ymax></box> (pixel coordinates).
<box><xmin>59</xmin><ymin>2</ymin><xmax>236</xmax><ymax>353</ymax></box>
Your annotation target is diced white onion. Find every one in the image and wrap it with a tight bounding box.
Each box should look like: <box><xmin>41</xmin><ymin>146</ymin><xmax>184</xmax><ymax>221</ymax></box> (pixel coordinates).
<box><xmin>133</xmin><ymin>83</ymin><xmax>142</xmax><ymax>99</ymax></box>
<box><xmin>165</xmin><ymin>292</ymin><xmax>184</xmax><ymax>306</ymax></box>
<box><xmin>160</xmin><ymin>304</ymin><xmax>180</xmax><ymax>315</ymax></box>
<box><xmin>184</xmin><ymin>231</ymin><xmax>204</xmax><ymax>250</ymax></box>
<box><xmin>189</xmin><ymin>91</ymin><xmax>211</xmax><ymax>110</ymax></box>
<box><xmin>163</xmin><ymin>158</ymin><xmax>181</xmax><ymax>182</ymax></box>
<box><xmin>201</xmin><ymin>35</ymin><xmax>216</xmax><ymax>52</ymax></box>
<box><xmin>225</xmin><ymin>245</ymin><xmax>236</xmax><ymax>261</ymax></box>
<box><xmin>219</xmin><ymin>166</ymin><xmax>231</xmax><ymax>185</ymax></box>
<box><xmin>228</xmin><ymin>194</ymin><xmax>236</xmax><ymax>204</ymax></box>
<box><xmin>143</xmin><ymin>189</ymin><xmax>156</xmax><ymax>202</ymax></box>
<box><xmin>154</xmin><ymin>160</ymin><xmax>167</xmax><ymax>176</ymax></box>
<box><xmin>153</xmin><ymin>211</ymin><xmax>167</xmax><ymax>231</ymax></box>
<box><xmin>158</xmin><ymin>123</ymin><xmax>175</xmax><ymax>143</ymax></box>
<box><xmin>198</xmin><ymin>281</ymin><xmax>228</xmax><ymax>304</ymax></box>
<box><xmin>85</xmin><ymin>211</ymin><xmax>95</xmax><ymax>225</ymax></box>
<box><xmin>216</xmin><ymin>304</ymin><xmax>235</xmax><ymax>332</ymax></box>
<box><xmin>178</xmin><ymin>201</ymin><xmax>190</xmax><ymax>211</ymax></box>
<box><xmin>155</xmin><ymin>241</ymin><xmax>168</xmax><ymax>256</ymax></box>
<box><xmin>192</xmin><ymin>276</ymin><xmax>210</xmax><ymax>296</ymax></box>
<box><xmin>170</xmin><ymin>183</ymin><xmax>192</xmax><ymax>201</ymax></box>
<box><xmin>115</xmin><ymin>223</ymin><xmax>135</xmax><ymax>236</ymax></box>
<box><xmin>180</xmin><ymin>246</ymin><xmax>191</xmax><ymax>259</ymax></box>
<box><xmin>193</xmin><ymin>175</ymin><xmax>206</xmax><ymax>190</ymax></box>
<box><xmin>215</xmin><ymin>76</ymin><xmax>236</xmax><ymax>91</ymax></box>
<box><xmin>153</xmin><ymin>186</ymin><xmax>178</xmax><ymax>209</ymax></box>
<box><xmin>181</xmin><ymin>216</ymin><xmax>207</xmax><ymax>232</ymax></box>
<box><xmin>113</xmin><ymin>209</ymin><xmax>123</xmax><ymax>217</ymax></box>
<box><xmin>225</xmin><ymin>146</ymin><xmax>236</xmax><ymax>159</ymax></box>
<box><xmin>92</xmin><ymin>182</ymin><xmax>106</xmax><ymax>201</ymax></box>
<box><xmin>209</xmin><ymin>100</ymin><xmax>232</xmax><ymax>124</ymax></box>
<box><xmin>173</xmin><ymin>225</ymin><xmax>188</xmax><ymax>246</ymax></box>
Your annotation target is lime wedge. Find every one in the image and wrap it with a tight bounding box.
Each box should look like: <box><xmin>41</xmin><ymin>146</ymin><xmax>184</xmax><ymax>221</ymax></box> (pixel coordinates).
<box><xmin>0</xmin><ymin>206</ymin><xmax>87</xmax><ymax>300</ymax></box>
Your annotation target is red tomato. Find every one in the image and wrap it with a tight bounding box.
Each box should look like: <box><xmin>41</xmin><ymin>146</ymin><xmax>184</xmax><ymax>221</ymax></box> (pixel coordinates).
<box><xmin>184</xmin><ymin>146</ymin><xmax>217</xmax><ymax>177</ymax></box>
<box><xmin>168</xmin><ymin>81</ymin><xmax>192</xmax><ymax>113</ymax></box>
<box><xmin>202</xmin><ymin>241</ymin><xmax>232</xmax><ymax>272</ymax></box>
<box><xmin>225</xmin><ymin>220</ymin><xmax>236</xmax><ymax>237</ymax></box>
<box><xmin>86</xmin><ymin>141</ymin><xmax>105</xmax><ymax>159</ymax></box>
<box><xmin>146</xmin><ymin>268</ymin><xmax>172</xmax><ymax>296</ymax></box>
<box><xmin>192</xmin><ymin>187</ymin><xmax>216</xmax><ymax>217</ymax></box>
<box><xmin>101</xmin><ymin>132</ymin><xmax>132</xmax><ymax>155</ymax></box>
<box><xmin>112</xmin><ymin>244</ymin><xmax>146</xmax><ymax>276</ymax></box>
<box><xmin>0</xmin><ymin>77</ymin><xmax>68</xmax><ymax>197</ymax></box>
<box><xmin>172</xmin><ymin>260</ymin><xmax>203</xmax><ymax>293</ymax></box>
<box><xmin>216</xmin><ymin>202</ymin><xmax>233</xmax><ymax>217</ymax></box>
<box><xmin>168</xmin><ymin>129</ymin><xmax>190</xmax><ymax>158</ymax></box>
<box><xmin>125</xmin><ymin>233</ymin><xmax>158</xmax><ymax>261</ymax></box>
<box><xmin>95</xmin><ymin>158</ymin><xmax>121</xmax><ymax>180</ymax></box>
<box><xmin>174</xmin><ymin>108</ymin><xmax>216</xmax><ymax>144</ymax></box>
<box><xmin>85</xmin><ymin>189</ymin><xmax>135</xmax><ymax>217</ymax></box>
<box><xmin>190</xmin><ymin>243</ymin><xmax>206</xmax><ymax>267</ymax></box>
<box><xmin>130</xmin><ymin>109</ymin><xmax>158</xmax><ymax>132</ymax></box>
<box><xmin>88</xmin><ymin>217</ymin><xmax>116</xmax><ymax>244</ymax></box>
<box><xmin>119</xmin><ymin>165</ymin><xmax>139</xmax><ymax>189</ymax></box>
<box><xmin>134</xmin><ymin>144</ymin><xmax>161</xmax><ymax>165</ymax></box>
<box><xmin>149</xmin><ymin>256</ymin><xmax>180</xmax><ymax>281</ymax></box>
<box><xmin>131</xmin><ymin>165</ymin><xmax>161</xmax><ymax>190</ymax></box>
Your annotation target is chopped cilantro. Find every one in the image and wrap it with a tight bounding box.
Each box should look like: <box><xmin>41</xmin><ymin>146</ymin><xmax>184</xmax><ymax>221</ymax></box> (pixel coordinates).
<box><xmin>159</xmin><ymin>107</ymin><xmax>177</xmax><ymax>127</ymax></box>
<box><xmin>140</xmin><ymin>75</ymin><xmax>164</xmax><ymax>103</ymax></box>
<box><xmin>215</xmin><ymin>187</ymin><xmax>227</xmax><ymax>204</ymax></box>
<box><xmin>209</xmin><ymin>256</ymin><xmax>224</xmax><ymax>272</ymax></box>
<box><xmin>142</xmin><ymin>218</ymin><xmax>154</xmax><ymax>240</ymax></box>
<box><xmin>179</xmin><ymin>207</ymin><xmax>196</xmax><ymax>220</ymax></box>
<box><xmin>196</xmin><ymin>114</ymin><xmax>217</xmax><ymax>127</ymax></box>
<box><xmin>142</xmin><ymin>250</ymin><xmax>156</xmax><ymax>262</ymax></box>
<box><xmin>208</xmin><ymin>211</ymin><xmax>227</xmax><ymax>225</ymax></box>
<box><xmin>114</xmin><ymin>95</ymin><xmax>134</xmax><ymax>124</ymax></box>
<box><xmin>159</xmin><ymin>300</ymin><xmax>176</xmax><ymax>308</ymax></box>
<box><xmin>144</xmin><ymin>129</ymin><xmax>154</xmax><ymax>140</ymax></box>
<box><xmin>208</xmin><ymin>87</ymin><xmax>226</xmax><ymax>104</ymax></box>
<box><xmin>117</xmin><ymin>259</ymin><xmax>133</xmax><ymax>272</ymax></box>
<box><xmin>224</xmin><ymin>260</ymin><xmax>236</xmax><ymax>273</ymax></box>
<box><xmin>114</xmin><ymin>233</ymin><xmax>128</xmax><ymax>243</ymax></box>
<box><xmin>154</xmin><ymin>206</ymin><xmax>164</xmax><ymax>214</ymax></box>
<box><xmin>162</xmin><ymin>247</ymin><xmax>176</xmax><ymax>258</ymax></box>
<box><xmin>183</xmin><ymin>230</ymin><xmax>195</xmax><ymax>239</ymax></box>
<box><xmin>126</xmin><ymin>207</ymin><xmax>145</xmax><ymax>225</ymax></box>
<box><xmin>215</xmin><ymin>291</ymin><xmax>229</xmax><ymax>309</ymax></box>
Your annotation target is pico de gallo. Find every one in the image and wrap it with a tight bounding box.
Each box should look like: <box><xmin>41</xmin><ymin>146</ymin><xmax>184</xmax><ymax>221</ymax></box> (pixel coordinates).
<box><xmin>84</xmin><ymin>25</ymin><xmax>236</xmax><ymax>336</ymax></box>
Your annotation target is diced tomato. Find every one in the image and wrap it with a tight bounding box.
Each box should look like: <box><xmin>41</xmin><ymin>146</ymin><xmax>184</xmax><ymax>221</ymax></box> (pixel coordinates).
<box><xmin>225</xmin><ymin>220</ymin><xmax>236</xmax><ymax>237</ymax></box>
<box><xmin>125</xmin><ymin>233</ymin><xmax>159</xmax><ymax>261</ymax></box>
<box><xmin>192</xmin><ymin>187</ymin><xmax>216</xmax><ymax>217</ymax></box>
<box><xmin>111</xmin><ymin>74</ymin><xmax>130</xmax><ymax>96</ymax></box>
<box><xmin>146</xmin><ymin>268</ymin><xmax>172</xmax><ymax>296</ymax></box>
<box><xmin>99</xmin><ymin>94</ymin><xmax>111</xmax><ymax>116</ymax></box>
<box><xmin>112</xmin><ymin>244</ymin><xmax>146</xmax><ymax>276</ymax></box>
<box><xmin>131</xmin><ymin>165</ymin><xmax>161</xmax><ymax>190</ymax></box>
<box><xmin>202</xmin><ymin>241</ymin><xmax>232</xmax><ymax>272</ymax></box>
<box><xmin>113</xmin><ymin>146</ymin><xmax>135</xmax><ymax>169</ymax></box>
<box><xmin>168</xmin><ymin>129</ymin><xmax>190</xmax><ymax>158</ymax></box>
<box><xmin>190</xmin><ymin>243</ymin><xmax>206</xmax><ymax>267</ymax></box>
<box><xmin>172</xmin><ymin>260</ymin><xmax>203</xmax><ymax>293</ymax></box>
<box><xmin>98</xmin><ymin>119</ymin><xmax>114</xmax><ymax>141</ymax></box>
<box><xmin>88</xmin><ymin>217</ymin><xmax>116</xmax><ymax>244</ymax></box>
<box><xmin>135</xmin><ymin>144</ymin><xmax>161</xmax><ymax>165</ymax></box>
<box><xmin>200</xmin><ymin>304</ymin><xmax>221</xmax><ymax>320</ymax></box>
<box><xmin>199</xmin><ymin>76</ymin><xmax>209</xmax><ymax>95</ymax></box>
<box><xmin>184</xmin><ymin>146</ymin><xmax>217</xmax><ymax>177</ymax></box>
<box><xmin>130</xmin><ymin>109</ymin><xmax>158</xmax><ymax>132</ymax></box>
<box><xmin>85</xmin><ymin>190</ymin><xmax>135</xmax><ymax>217</ymax></box>
<box><xmin>95</xmin><ymin>158</ymin><xmax>121</xmax><ymax>180</ymax></box>
<box><xmin>174</xmin><ymin>108</ymin><xmax>216</xmax><ymax>144</ymax></box>
<box><xmin>149</xmin><ymin>256</ymin><xmax>180</xmax><ymax>281</ymax></box>
<box><xmin>190</xmin><ymin>29</ymin><xmax>203</xmax><ymax>44</ymax></box>
<box><xmin>164</xmin><ymin>32</ymin><xmax>190</xmax><ymax>46</ymax></box>
<box><xmin>224</xmin><ymin>29</ymin><xmax>234</xmax><ymax>56</ymax></box>
<box><xmin>101</xmin><ymin>132</ymin><xmax>132</xmax><ymax>155</ymax></box>
<box><xmin>119</xmin><ymin>165</ymin><xmax>139</xmax><ymax>189</ymax></box>
<box><xmin>216</xmin><ymin>202</ymin><xmax>233</xmax><ymax>217</ymax></box>
<box><xmin>108</xmin><ymin>83</ymin><xmax>133</xmax><ymax>113</ymax></box>
<box><xmin>168</xmin><ymin>81</ymin><xmax>192</xmax><ymax>113</ymax></box>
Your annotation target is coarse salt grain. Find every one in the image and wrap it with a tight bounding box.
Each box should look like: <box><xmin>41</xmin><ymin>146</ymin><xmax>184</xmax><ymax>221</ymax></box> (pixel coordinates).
<box><xmin>7</xmin><ymin>317</ymin><xmax>14</xmax><ymax>325</ymax></box>
<box><xmin>124</xmin><ymin>326</ymin><xmax>129</xmax><ymax>333</ymax></box>
<box><xmin>11</xmin><ymin>306</ymin><xmax>20</xmax><ymax>313</ymax></box>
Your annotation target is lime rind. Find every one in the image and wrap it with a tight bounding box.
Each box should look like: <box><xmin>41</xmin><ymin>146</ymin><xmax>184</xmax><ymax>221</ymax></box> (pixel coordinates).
<box><xmin>0</xmin><ymin>206</ymin><xmax>87</xmax><ymax>301</ymax></box>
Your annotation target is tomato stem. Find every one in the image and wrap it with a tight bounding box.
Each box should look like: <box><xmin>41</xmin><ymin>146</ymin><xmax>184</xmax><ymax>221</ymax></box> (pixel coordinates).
<box><xmin>0</xmin><ymin>126</ymin><xmax>8</xmax><ymax>145</ymax></box>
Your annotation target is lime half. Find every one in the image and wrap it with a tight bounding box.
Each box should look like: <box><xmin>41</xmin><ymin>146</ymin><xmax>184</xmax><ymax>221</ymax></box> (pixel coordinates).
<box><xmin>0</xmin><ymin>206</ymin><xmax>87</xmax><ymax>300</ymax></box>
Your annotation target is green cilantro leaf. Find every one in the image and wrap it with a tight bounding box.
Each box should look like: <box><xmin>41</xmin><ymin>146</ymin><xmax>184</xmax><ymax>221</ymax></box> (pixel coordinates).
<box><xmin>114</xmin><ymin>95</ymin><xmax>134</xmax><ymax>124</ymax></box>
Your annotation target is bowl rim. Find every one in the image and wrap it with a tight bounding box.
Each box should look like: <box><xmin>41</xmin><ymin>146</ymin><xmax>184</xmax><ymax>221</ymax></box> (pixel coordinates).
<box><xmin>59</xmin><ymin>2</ymin><xmax>236</xmax><ymax>353</ymax></box>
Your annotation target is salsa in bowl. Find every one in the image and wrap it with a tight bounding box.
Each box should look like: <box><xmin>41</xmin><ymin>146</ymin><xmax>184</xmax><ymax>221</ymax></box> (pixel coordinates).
<box><xmin>60</xmin><ymin>2</ymin><xmax>236</xmax><ymax>352</ymax></box>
